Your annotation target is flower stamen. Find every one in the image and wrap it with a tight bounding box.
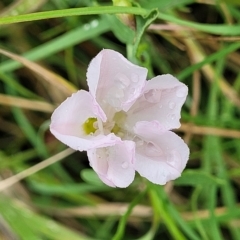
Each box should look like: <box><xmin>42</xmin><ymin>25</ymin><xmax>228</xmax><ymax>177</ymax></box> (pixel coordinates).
<box><xmin>83</xmin><ymin>117</ymin><xmax>97</xmax><ymax>135</ymax></box>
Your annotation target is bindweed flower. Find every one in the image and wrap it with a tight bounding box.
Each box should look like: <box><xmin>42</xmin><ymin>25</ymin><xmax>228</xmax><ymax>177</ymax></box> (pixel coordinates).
<box><xmin>50</xmin><ymin>49</ymin><xmax>189</xmax><ymax>188</ymax></box>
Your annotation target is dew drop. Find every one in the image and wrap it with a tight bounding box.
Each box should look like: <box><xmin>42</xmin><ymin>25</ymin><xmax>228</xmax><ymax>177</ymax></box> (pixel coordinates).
<box><xmin>167</xmin><ymin>150</ymin><xmax>181</xmax><ymax>168</ymax></box>
<box><xmin>136</xmin><ymin>140</ymin><xmax>144</xmax><ymax>147</ymax></box>
<box><xmin>121</xmin><ymin>161</ymin><xmax>129</xmax><ymax>169</ymax></box>
<box><xmin>145</xmin><ymin>142</ymin><xmax>163</xmax><ymax>157</ymax></box>
<box><xmin>116</xmin><ymin>89</ymin><xmax>125</xmax><ymax>98</ymax></box>
<box><xmin>131</xmin><ymin>73</ymin><xmax>139</xmax><ymax>83</ymax></box>
<box><xmin>109</xmin><ymin>87</ymin><xmax>125</xmax><ymax>98</ymax></box>
<box><xmin>168</xmin><ymin>101</ymin><xmax>175</xmax><ymax>109</ymax></box>
<box><xmin>129</xmin><ymin>88</ymin><xmax>137</xmax><ymax>98</ymax></box>
<box><xmin>168</xmin><ymin>113</ymin><xmax>176</xmax><ymax>120</ymax></box>
<box><xmin>91</xmin><ymin>20</ymin><xmax>99</xmax><ymax>28</ymax></box>
<box><xmin>176</xmin><ymin>86</ymin><xmax>187</xmax><ymax>98</ymax></box>
<box><xmin>107</xmin><ymin>89</ymin><xmax>123</xmax><ymax>107</ymax></box>
<box><xmin>83</xmin><ymin>23</ymin><xmax>90</xmax><ymax>30</ymax></box>
<box><xmin>116</xmin><ymin>73</ymin><xmax>130</xmax><ymax>88</ymax></box>
<box><xmin>144</xmin><ymin>89</ymin><xmax>161</xmax><ymax>103</ymax></box>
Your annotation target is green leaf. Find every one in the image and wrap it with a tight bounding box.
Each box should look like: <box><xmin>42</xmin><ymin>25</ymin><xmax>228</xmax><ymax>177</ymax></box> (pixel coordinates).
<box><xmin>133</xmin><ymin>8</ymin><xmax>159</xmax><ymax>58</ymax></box>
<box><xmin>174</xmin><ymin>170</ymin><xmax>224</xmax><ymax>186</ymax></box>
<box><xmin>29</xmin><ymin>181</ymin><xmax>110</xmax><ymax>195</ymax></box>
<box><xmin>0</xmin><ymin>196</ymin><xmax>94</xmax><ymax>240</ymax></box>
<box><xmin>81</xmin><ymin>169</ymin><xmax>108</xmax><ymax>186</ymax></box>
<box><xmin>107</xmin><ymin>14</ymin><xmax>135</xmax><ymax>44</ymax></box>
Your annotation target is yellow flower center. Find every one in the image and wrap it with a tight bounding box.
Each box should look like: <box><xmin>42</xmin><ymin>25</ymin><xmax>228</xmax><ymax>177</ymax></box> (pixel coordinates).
<box><xmin>83</xmin><ymin>111</ymin><xmax>127</xmax><ymax>136</ymax></box>
<box><xmin>83</xmin><ymin>117</ymin><xmax>97</xmax><ymax>134</ymax></box>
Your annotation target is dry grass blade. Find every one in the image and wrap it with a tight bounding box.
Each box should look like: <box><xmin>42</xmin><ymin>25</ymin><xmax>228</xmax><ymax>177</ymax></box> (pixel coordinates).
<box><xmin>45</xmin><ymin>203</ymin><xmax>152</xmax><ymax>219</ymax></box>
<box><xmin>0</xmin><ymin>148</ymin><xmax>75</xmax><ymax>192</ymax></box>
<box><xmin>45</xmin><ymin>202</ymin><xmax>237</xmax><ymax>222</ymax></box>
<box><xmin>0</xmin><ymin>48</ymin><xmax>77</xmax><ymax>98</ymax></box>
<box><xmin>0</xmin><ymin>94</ymin><xmax>55</xmax><ymax>112</ymax></box>
<box><xmin>178</xmin><ymin>123</ymin><xmax>240</xmax><ymax>138</ymax></box>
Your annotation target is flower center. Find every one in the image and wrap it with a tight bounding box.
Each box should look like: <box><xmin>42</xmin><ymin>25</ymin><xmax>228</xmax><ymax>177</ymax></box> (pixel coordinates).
<box><xmin>83</xmin><ymin>117</ymin><xmax>97</xmax><ymax>134</ymax></box>
<box><xmin>83</xmin><ymin>111</ymin><xmax>128</xmax><ymax>137</ymax></box>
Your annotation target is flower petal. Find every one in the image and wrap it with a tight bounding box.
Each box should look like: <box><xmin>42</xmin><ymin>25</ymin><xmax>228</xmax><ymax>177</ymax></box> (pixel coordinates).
<box><xmin>87</xmin><ymin>49</ymin><xmax>148</xmax><ymax>112</ymax></box>
<box><xmin>134</xmin><ymin>122</ymin><xmax>189</xmax><ymax>184</ymax></box>
<box><xmin>126</xmin><ymin>74</ymin><xmax>188</xmax><ymax>131</ymax></box>
<box><xmin>50</xmin><ymin>90</ymin><xmax>120</xmax><ymax>151</ymax></box>
<box><xmin>87</xmin><ymin>141</ymin><xmax>135</xmax><ymax>188</ymax></box>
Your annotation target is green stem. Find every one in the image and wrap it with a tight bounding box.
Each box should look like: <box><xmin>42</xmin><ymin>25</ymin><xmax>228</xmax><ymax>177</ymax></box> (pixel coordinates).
<box><xmin>112</xmin><ymin>189</ymin><xmax>147</xmax><ymax>240</ymax></box>
<box><xmin>149</xmin><ymin>185</ymin><xmax>186</xmax><ymax>240</ymax></box>
<box><xmin>0</xmin><ymin>6</ymin><xmax>150</xmax><ymax>25</ymax></box>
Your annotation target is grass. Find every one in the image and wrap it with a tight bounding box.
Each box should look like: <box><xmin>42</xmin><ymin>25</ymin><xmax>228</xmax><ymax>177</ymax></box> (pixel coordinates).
<box><xmin>0</xmin><ymin>0</ymin><xmax>240</xmax><ymax>239</ymax></box>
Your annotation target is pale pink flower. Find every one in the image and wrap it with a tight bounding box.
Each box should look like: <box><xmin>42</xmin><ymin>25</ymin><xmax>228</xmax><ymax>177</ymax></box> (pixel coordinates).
<box><xmin>50</xmin><ymin>49</ymin><xmax>189</xmax><ymax>188</ymax></box>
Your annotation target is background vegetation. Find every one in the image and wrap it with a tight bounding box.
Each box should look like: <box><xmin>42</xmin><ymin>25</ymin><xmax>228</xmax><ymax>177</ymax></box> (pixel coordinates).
<box><xmin>0</xmin><ymin>0</ymin><xmax>240</xmax><ymax>239</ymax></box>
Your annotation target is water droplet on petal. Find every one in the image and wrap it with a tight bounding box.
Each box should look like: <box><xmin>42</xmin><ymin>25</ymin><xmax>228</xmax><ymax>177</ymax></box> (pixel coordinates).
<box><xmin>116</xmin><ymin>73</ymin><xmax>130</xmax><ymax>88</ymax></box>
<box><xmin>129</xmin><ymin>88</ymin><xmax>137</xmax><ymax>98</ymax></box>
<box><xmin>145</xmin><ymin>142</ymin><xmax>163</xmax><ymax>157</ymax></box>
<box><xmin>131</xmin><ymin>73</ymin><xmax>139</xmax><ymax>82</ymax></box>
<box><xmin>168</xmin><ymin>101</ymin><xmax>175</xmax><ymax>109</ymax></box>
<box><xmin>176</xmin><ymin>86</ymin><xmax>187</xmax><ymax>97</ymax></box>
<box><xmin>168</xmin><ymin>113</ymin><xmax>176</xmax><ymax>120</ymax></box>
<box><xmin>107</xmin><ymin>88</ymin><xmax>123</xmax><ymax>108</ymax></box>
<box><xmin>121</xmin><ymin>161</ymin><xmax>129</xmax><ymax>169</ymax></box>
<box><xmin>144</xmin><ymin>89</ymin><xmax>161</xmax><ymax>103</ymax></box>
<box><xmin>161</xmin><ymin>171</ymin><xmax>167</xmax><ymax>178</ymax></box>
<box><xmin>151</xmin><ymin>121</ymin><xmax>159</xmax><ymax>128</ymax></box>
<box><xmin>167</xmin><ymin>150</ymin><xmax>181</xmax><ymax>169</ymax></box>
<box><xmin>136</xmin><ymin>140</ymin><xmax>144</xmax><ymax>147</ymax></box>
<box><xmin>117</xmin><ymin>90</ymin><xmax>125</xmax><ymax>98</ymax></box>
